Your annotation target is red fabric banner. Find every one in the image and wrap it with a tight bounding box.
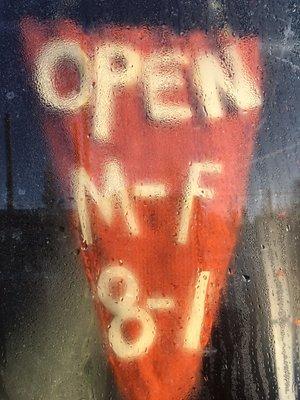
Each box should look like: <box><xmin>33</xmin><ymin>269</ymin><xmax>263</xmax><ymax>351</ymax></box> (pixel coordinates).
<box><xmin>22</xmin><ymin>18</ymin><xmax>262</xmax><ymax>400</ymax></box>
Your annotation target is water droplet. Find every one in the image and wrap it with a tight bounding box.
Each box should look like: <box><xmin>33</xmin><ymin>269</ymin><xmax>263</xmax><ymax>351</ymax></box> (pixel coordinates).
<box><xmin>242</xmin><ymin>274</ymin><xmax>251</xmax><ymax>283</ymax></box>
<box><xmin>6</xmin><ymin>91</ymin><xmax>15</xmax><ymax>100</ymax></box>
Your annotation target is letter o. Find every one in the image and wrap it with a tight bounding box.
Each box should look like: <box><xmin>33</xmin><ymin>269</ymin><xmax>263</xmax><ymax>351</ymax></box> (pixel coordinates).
<box><xmin>35</xmin><ymin>40</ymin><xmax>91</xmax><ymax>111</ymax></box>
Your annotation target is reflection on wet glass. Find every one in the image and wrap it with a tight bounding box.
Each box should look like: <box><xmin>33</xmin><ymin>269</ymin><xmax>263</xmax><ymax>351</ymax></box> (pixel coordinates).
<box><xmin>0</xmin><ymin>1</ymin><xmax>299</xmax><ymax>399</ymax></box>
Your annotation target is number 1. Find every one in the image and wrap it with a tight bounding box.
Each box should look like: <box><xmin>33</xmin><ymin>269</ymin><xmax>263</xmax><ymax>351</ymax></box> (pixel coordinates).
<box><xmin>184</xmin><ymin>271</ymin><xmax>210</xmax><ymax>350</ymax></box>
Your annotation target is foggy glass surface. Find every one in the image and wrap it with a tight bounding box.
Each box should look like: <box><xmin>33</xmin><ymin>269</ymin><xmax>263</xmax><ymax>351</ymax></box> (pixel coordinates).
<box><xmin>0</xmin><ymin>1</ymin><xmax>299</xmax><ymax>399</ymax></box>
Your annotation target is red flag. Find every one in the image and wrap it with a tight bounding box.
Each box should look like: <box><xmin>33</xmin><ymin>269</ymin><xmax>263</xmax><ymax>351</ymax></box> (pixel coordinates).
<box><xmin>21</xmin><ymin>18</ymin><xmax>262</xmax><ymax>400</ymax></box>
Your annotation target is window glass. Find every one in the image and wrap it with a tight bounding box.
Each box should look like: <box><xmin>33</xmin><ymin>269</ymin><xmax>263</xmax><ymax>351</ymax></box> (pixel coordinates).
<box><xmin>0</xmin><ymin>1</ymin><xmax>299</xmax><ymax>399</ymax></box>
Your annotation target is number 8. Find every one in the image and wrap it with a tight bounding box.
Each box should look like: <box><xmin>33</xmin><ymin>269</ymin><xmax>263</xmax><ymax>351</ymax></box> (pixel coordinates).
<box><xmin>97</xmin><ymin>265</ymin><xmax>156</xmax><ymax>360</ymax></box>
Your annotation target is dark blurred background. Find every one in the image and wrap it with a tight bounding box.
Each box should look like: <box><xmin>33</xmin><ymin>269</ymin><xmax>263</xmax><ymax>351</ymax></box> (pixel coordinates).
<box><xmin>0</xmin><ymin>1</ymin><xmax>299</xmax><ymax>399</ymax></box>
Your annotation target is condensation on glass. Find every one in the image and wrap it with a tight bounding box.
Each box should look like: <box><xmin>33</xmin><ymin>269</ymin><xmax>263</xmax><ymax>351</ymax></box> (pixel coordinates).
<box><xmin>0</xmin><ymin>1</ymin><xmax>299</xmax><ymax>399</ymax></box>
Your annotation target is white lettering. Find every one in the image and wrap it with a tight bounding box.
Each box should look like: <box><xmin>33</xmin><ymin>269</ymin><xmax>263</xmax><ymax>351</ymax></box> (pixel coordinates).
<box><xmin>144</xmin><ymin>53</ymin><xmax>192</xmax><ymax>123</ymax></box>
<box><xmin>93</xmin><ymin>44</ymin><xmax>141</xmax><ymax>141</ymax></box>
<box><xmin>184</xmin><ymin>271</ymin><xmax>210</xmax><ymax>350</ymax></box>
<box><xmin>133</xmin><ymin>183</ymin><xmax>167</xmax><ymax>198</ymax></box>
<box><xmin>73</xmin><ymin>162</ymin><xmax>139</xmax><ymax>244</ymax></box>
<box><xmin>194</xmin><ymin>45</ymin><xmax>262</xmax><ymax>118</ymax></box>
<box><xmin>35</xmin><ymin>40</ymin><xmax>91</xmax><ymax>111</ymax></box>
<box><xmin>177</xmin><ymin>162</ymin><xmax>222</xmax><ymax>244</ymax></box>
